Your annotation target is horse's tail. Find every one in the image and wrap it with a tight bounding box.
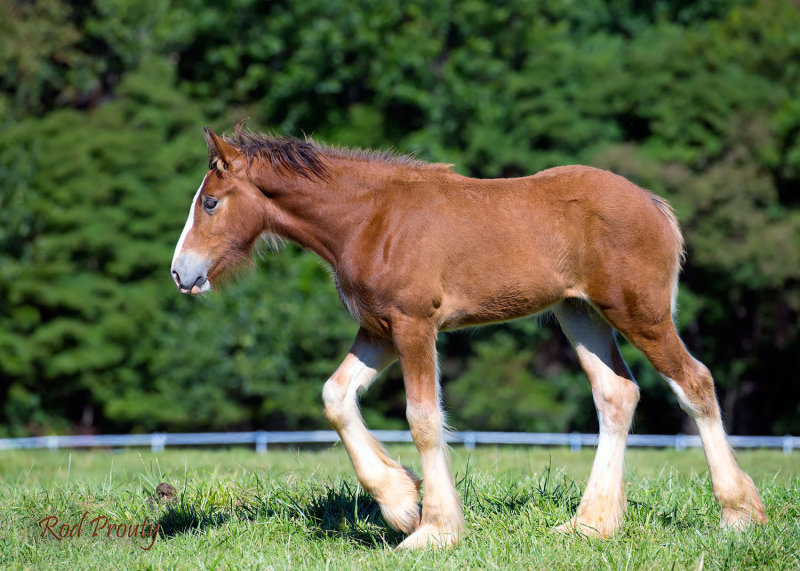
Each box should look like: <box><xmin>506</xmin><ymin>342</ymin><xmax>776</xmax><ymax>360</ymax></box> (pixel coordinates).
<box><xmin>647</xmin><ymin>191</ymin><xmax>685</xmax><ymax>318</ymax></box>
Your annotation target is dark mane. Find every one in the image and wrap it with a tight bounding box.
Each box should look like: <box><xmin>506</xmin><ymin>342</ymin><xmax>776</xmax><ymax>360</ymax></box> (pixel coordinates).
<box><xmin>221</xmin><ymin>123</ymin><xmax>442</xmax><ymax>180</ymax></box>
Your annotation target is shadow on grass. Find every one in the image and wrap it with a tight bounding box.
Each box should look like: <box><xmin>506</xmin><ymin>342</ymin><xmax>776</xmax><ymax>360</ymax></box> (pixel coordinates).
<box><xmin>458</xmin><ymin>463</ymin><xmax>582</xmax><ymax>523</ymax></box>
<box><xmin>152</xmin><ymin>481</ymin><xmax>406</xmax><ymax>548</ymax></box>
<box><xmin>156</xmin><ymin>502</ymin><xmax>232</xmax><ymax>538</ymax></box>
<box><xmin>627</xmin><ymin>499</ymin><xmax>707</xmax><ymax>531</ymax></box>
<box><xmin>297</xmin><ymin>482</ymin><xmax>407</xmax><ymax>548</ymax></box>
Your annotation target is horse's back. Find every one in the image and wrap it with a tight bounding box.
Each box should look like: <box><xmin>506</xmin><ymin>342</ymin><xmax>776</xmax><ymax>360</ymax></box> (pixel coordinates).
<box><xmin>428</xmin><ymin>165</ymin><xmax>683</xmax><ymax>329</ymax></box>
<box><xmin>435</xmin><ymin>164</ymin><xmax>681</xmax><ymax>272</ymax></box>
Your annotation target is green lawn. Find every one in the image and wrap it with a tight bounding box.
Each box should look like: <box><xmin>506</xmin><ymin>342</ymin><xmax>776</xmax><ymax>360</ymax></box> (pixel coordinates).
<box><xmin>1</xmin><ymin>445</ymin><xmax>798</xmax><ymax>569</ymax></box>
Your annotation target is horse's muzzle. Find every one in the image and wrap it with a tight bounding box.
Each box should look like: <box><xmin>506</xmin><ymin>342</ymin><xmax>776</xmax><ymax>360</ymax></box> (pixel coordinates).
<box><xmin>173</xmin><ymin>272</ymin><xmax>208</xmax><ymax>295</ymax></box>
<box><xmin>171</xmin><ymin>253</ymin><xmax>212</xmax><ymax>295</ymax></box>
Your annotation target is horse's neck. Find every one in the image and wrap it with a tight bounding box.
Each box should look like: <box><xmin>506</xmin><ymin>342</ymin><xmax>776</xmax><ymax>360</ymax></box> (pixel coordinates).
<box><xmin>267</xmin><ymin>160</ymin><xmax>389</xmax><ymax>267</ymax></box>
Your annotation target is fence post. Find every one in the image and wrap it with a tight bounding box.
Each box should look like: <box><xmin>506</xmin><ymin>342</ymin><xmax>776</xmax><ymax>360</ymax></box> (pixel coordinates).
<box><xmin>151</xmin><ymin>432</ymin><xmax>166</xmax><ymax>452</ymax></box>
<box><xmin>783</xmin><ymin>435</ymin><xmax>794</xmax><ymax>455</ymax></box>
<box><xmin>256</xmin><ymin>431</ymin><xmax>268</xmax><ymax>454</ymax></box>
<box><xmin>463</xmin><ymin>431</ymin><xmax>476</xmax><ymax>451</ymax></box>
<box><xmin>569</xmin><ymin>432</ymin><xmax>582</xmax><ymax>452</ymax></box>
<box><xmin>674</xmin><ymin>434</ymin><xmax>688</xmax><ymax>451</ymax></box>
<box><xmin>47</xmin><ymin>436</ymin><xmax>59</xmax><ymax>450</ymax></box>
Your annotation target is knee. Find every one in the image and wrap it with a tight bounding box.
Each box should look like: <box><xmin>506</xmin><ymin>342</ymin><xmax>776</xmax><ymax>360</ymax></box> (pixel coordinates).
<box><xmin>322</xmin><ymin>378</ymin><xmax>346</xmax><ymax>427</ymax></box>
<box><xmin>623</xmin><ymin>379</ymin><xmax>640</xmax><ymax>407</ymax></box>
<box><xmin>595</xmin><ymin>377</ymin><xmax>639</xmax><ymax>428</ymax></box>
<box><xmin>606</xmin><ymin>377</ymin><xmax>640</xmax><ymax>404</ymax></box>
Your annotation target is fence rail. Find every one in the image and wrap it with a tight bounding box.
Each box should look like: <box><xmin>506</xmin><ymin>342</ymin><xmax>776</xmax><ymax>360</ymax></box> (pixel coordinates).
<box><xmin>0</xmin><ymin>431</ymin><xmax>797</xmax><ymax>454</ymax></box>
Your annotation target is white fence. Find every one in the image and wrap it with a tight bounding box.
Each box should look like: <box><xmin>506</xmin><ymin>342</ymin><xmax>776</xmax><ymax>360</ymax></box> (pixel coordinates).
<box><xmin>0</xmin><ymin>430</ymin><xmax>797</xmax><ymax>454</ymax></box>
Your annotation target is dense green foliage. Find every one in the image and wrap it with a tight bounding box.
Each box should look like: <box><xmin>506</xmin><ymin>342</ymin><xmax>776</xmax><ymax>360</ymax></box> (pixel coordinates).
<box><xmin>1</xmin><ymin>0</ymin><xmax>799</xmax><ymax>436</ymax></box>
<box><xmin>1</xmin><ymin>447</ymin><xmax>798</xmax><ymax>567</ymax></box>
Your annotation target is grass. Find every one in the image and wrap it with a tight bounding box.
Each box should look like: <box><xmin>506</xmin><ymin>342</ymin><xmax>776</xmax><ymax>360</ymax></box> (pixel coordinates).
<box><xmin>0</xmin><ymin>445</ymin><xmax>798</xmax><ymax>569</ymax></box>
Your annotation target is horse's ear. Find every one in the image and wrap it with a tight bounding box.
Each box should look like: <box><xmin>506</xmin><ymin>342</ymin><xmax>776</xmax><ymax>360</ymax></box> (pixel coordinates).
<box><xmin>204</xmin><ymin>126</ymin><xmax>236</xmax><ymax>171</ymax></box>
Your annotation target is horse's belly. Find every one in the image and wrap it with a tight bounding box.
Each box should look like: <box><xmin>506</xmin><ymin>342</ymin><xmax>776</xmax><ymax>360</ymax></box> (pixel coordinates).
<box><xmin>436</xmin><ymin>284</ymin><xmax>563</xmax><ymax>331</ymax></box>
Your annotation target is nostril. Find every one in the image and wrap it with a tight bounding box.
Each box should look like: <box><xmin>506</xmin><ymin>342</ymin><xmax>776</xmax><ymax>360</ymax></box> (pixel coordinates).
<box><xmin>173</xmin><ymin>253</ymin><xmax>210</xmax><ymax>294</ymax></box>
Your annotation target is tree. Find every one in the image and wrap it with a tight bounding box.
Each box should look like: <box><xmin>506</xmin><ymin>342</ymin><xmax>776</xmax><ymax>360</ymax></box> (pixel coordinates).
<box><xmin>2</xmin><ymin>0</ymin><xmax>799</xmax><ymax>436</ymax></box>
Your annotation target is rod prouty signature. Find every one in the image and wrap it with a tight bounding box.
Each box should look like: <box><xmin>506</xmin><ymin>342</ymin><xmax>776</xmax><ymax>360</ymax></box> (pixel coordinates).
<box><xmin>38</xmin><ymin>511</ymin><xmax>160</xmax><ymax>550</ymax></box>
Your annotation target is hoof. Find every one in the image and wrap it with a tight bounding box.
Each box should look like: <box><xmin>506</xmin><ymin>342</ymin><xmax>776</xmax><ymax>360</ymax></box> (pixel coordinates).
<box><xmin>552</xmin><ymin>517</ymin><xmax>616</xmax><ymax>539</ymax></box>
<box><xmin>379</xmin><ymin>494</ymin><xmax>421</xmax><ymax>535</ymax></box>
<box><xmin>718</xmin><ymin>472</ymin><xmax>768</xmax><ymax>529</ymax></box>
<box><xmin>375</xmin><ymin>466</ymin><xmax>422</xmax><ymax>534</ymax></box>
<box><xmin>396</xmin><ymin>524</ymin><xmax>461</xmax><ymax>550</ymax></box>
<box><xmin>720</xmin><ymin>505</ymin><xmax>768</xmax><ymax>530</ymax></box>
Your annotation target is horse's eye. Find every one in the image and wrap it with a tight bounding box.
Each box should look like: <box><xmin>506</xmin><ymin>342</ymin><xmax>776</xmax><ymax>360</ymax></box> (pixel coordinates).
<box><xmin>203</xmin><ymin>197</ymin><xmax>218</xmax><ymax>212</ymax></box>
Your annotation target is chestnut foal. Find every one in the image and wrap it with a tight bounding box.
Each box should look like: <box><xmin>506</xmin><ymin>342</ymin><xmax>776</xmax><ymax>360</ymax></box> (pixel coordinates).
<box><xmin>171</xmin><ymin>126</ymin><xmax>766</xmax><ymax>548</ymax></box>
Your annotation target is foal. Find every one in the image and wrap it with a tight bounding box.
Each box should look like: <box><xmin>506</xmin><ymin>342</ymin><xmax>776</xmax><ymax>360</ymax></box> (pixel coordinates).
<box><xmin>171</xmin><ymin>125</ymin><xmax>767</xmax><ymax>548</ymax></box>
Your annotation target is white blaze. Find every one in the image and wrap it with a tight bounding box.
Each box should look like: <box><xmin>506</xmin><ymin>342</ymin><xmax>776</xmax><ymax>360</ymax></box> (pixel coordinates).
<box><xmin>171</xmin><ymin>173</ymin><xmax>209</xmax><ymax>269</ymax></box>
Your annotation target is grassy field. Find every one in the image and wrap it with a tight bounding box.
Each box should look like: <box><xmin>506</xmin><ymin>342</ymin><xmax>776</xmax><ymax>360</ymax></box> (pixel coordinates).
<box><xmin>1</xmin><ymin>445</ymin><xmax>798</xmax><ymax>569</ymax></box>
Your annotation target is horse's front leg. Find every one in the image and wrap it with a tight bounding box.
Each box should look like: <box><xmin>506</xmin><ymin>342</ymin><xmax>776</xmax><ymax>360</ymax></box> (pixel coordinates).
<box><xmin>322</xmin><ymin>327</ymin><xmax>421</xmax><ymax>534</ymax></box>
<box><xmin>393</xmin><ymin>317</ymin><xmax>464</xmax><ymax>549</ymax></box>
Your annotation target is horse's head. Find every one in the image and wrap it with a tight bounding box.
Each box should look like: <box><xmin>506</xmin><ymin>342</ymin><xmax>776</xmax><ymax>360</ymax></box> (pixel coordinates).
<box><xmin>170</xmin><ymin>127</ymin><xmax>267</xmax><ymax>295</ymax></box>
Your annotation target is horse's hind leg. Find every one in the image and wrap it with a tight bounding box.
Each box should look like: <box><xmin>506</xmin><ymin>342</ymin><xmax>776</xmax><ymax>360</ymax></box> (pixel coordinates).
<box><xmin>322</xmin><ymin>327</ymin><xmax>421</xmax><ymax>534</ymax></box>
<box><xmin>553</xmin><ymin>300</ymin><xmax>640</xmax><ymax>537</ymax></box>
<box><xmin>600</xmin><ymin>301</ymin><xmax>768</xmax><ymax>528</ymax></box>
